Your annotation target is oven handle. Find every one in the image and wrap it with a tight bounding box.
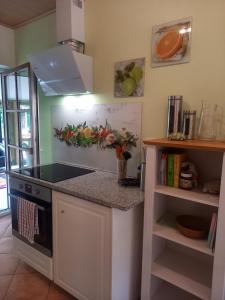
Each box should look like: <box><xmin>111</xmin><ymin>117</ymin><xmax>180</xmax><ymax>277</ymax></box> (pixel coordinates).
<box><xmin>9</xmin><ymin>193</ymin><xmax>46</xmax><ymax>211</ymax></box>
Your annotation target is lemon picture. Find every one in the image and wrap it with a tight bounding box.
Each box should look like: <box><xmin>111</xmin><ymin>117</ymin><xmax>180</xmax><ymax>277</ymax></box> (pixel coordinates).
<box><xmin>121</xmin><ymin>78</ymin><xmax>137</xmax><ymax>97</ymax></box>
<box><xmin>129</xmin><ymin>65</ymin><xmax>143</xmax><ymax>83</ymax></box>
<box><xmin>114</xmin><ymin>58</ymin><xmax>145</xmax><ymax>97</ymax></box>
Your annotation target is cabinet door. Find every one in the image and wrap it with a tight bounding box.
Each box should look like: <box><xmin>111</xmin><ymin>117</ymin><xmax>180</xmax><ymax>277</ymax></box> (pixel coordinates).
<box><xmin>53</xmin><ymin>191</ymin><xmax>112</xmax><ymax>300</ymax></box>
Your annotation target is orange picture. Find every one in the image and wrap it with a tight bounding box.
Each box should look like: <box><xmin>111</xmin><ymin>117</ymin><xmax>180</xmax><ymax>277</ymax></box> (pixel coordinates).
<box><xmin>151</xmin><ymin>17</ymin><xmax>192</xmax><ymax>67</ymax></box>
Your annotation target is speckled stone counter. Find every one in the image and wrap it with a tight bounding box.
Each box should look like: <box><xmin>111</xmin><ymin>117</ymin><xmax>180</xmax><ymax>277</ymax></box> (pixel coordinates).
<box><xmin>7</xmin><ymin>169</ymin><xmax>144</xmax><ymax>211</ymax></box>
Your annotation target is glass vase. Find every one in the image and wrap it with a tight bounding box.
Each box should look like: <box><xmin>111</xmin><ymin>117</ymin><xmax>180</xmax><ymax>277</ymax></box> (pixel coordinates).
<box><xmin>117</xmin><ymin>158</ymin><xmax>127</xmax><ymax>181</ymax></box>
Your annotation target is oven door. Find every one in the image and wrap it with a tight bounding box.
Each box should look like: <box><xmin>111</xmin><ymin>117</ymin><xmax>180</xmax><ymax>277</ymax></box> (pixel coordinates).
<box><xmin>10</xmin><ymin>191</ymin><xmax>52</xmax><ymax>257</ymax></box>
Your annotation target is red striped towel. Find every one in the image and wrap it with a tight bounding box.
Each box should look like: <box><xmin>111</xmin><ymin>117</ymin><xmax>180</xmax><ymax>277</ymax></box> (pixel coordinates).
<box><xmin>17</xmin><ymin>197</ymin><xmax>39</xmax><ymax>243</ymax></box>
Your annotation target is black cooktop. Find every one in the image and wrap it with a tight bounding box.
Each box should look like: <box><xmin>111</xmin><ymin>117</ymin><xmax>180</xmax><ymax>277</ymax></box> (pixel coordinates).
<box><xmin>15</xmin><ymin>163</ymin><xmax>95</xmax><ymax>183</ymax></box>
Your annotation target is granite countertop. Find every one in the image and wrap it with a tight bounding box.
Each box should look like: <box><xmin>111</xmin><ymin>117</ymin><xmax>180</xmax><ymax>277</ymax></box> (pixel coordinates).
<box><xmin>7</xmin><ymin>168</ymin><xmax>144</xmax><ymax>211</ymax></box>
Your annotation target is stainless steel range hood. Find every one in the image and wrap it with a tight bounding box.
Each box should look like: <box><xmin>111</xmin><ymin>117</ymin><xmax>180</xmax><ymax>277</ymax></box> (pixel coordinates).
<box><xmin>29</xmin><ymin>0</ymin><xmax>93</xmax><ymax>96</ymax></box>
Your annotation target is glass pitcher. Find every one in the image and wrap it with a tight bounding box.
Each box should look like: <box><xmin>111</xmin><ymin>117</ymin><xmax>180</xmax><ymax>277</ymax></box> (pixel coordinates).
<box><xmin>214</xmin><ymin>105</ymin><xmax>225</xmax><ymax>141</ymax></box>
<box><xmin>197</xmin><ymin>101</ymin><xmax>217</xmax><ymax>140</ymax></box>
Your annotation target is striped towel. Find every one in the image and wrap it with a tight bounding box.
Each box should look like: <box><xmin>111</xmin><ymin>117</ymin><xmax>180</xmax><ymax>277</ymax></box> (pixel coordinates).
<box><xmin>17</xmin><ymin>197</ymin><xmax>39</xmax><ymax>243</ymax></box>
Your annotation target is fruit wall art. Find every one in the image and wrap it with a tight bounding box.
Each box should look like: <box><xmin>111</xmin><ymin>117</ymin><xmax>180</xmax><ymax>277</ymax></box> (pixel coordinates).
<box><xmin>151</xmin><ymin>17</ymin><xmax>192</xmax><ymax>67</ymax></box>
<box><xmin>114</xmin><ymin>58</ymin><xmax>145</xmax><ymax>97</ymax></box>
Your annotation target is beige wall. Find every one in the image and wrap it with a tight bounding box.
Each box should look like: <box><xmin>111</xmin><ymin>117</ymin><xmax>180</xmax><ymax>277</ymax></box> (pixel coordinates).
<box><xmin>85</xmin><ymin>0</ymin><xmax>225</xmax><ymax>139</ymax></box>
<box><xmin>15</xmin><ymin>1</ymin><xmax>225</xmax><ymax>162</ymax></box>
<box><xmin>0</xmin><ymin>25</ymin><xmax>15</xmax><ymax>67</ymax></box>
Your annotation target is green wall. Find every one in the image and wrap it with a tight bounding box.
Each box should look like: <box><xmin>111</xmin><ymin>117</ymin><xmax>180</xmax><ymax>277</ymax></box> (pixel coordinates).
<box><xmin>15</xmin><ymin>14</ymin><xmax>60</xmax><ymax>164</ymax></box>
<box><xmin>15</xmin><ymin>14</ymin><xmax>56</xmax><ymax>65</ymax></box>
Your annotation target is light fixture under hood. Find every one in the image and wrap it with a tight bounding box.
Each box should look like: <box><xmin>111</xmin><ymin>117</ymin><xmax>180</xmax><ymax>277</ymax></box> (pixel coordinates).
<box><xmin>29</xmin><ymin>0</ymin><xmax>93</xmax><ymax>96</ymax></box>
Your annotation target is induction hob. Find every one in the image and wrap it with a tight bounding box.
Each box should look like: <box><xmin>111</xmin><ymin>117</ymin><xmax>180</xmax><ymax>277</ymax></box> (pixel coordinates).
<box><xmin>15</xmin><ymin>163</ymin><xmax>95</xmax><ymax>183</ymax></box>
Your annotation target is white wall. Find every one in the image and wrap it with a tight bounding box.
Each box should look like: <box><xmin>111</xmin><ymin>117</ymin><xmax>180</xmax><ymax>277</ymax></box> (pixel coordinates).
<box><xmin>0</xmin><ymin>25</ymin><xmax>15</xmax><ymax>67</ymax></box>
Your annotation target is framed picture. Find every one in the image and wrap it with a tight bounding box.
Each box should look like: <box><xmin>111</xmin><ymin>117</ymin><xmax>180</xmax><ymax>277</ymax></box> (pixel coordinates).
<box><xmin>114</xmin><ymin>58</ymin><xmax>145</xmax><ymax>97</ymax></box>
<box><xmin>151</xmin><ymin>17</ymin><xmax>192</xmax><ymax>67</ymax></box>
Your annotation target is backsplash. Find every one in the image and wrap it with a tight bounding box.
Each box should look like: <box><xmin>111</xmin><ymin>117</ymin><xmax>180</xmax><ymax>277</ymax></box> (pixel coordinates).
<box><xmin>51</xmin><ymin>103</ymin><xmax>142</xmax><ymax>177</ymax></box>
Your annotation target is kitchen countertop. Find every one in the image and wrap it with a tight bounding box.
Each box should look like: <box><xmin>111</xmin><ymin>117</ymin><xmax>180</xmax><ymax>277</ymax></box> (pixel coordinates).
<box><xmin>7</xmin><ymin>168</ymin><xmax>144</xmax><ymax>211</ymax></box>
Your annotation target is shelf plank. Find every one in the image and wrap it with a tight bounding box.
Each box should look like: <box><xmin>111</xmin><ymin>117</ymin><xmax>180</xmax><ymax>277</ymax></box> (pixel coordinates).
<box><xmin>152</xmin><ymin>282</ymin><xmax>200</xmax><ymax>300</ymax></box>
<box><xmin>153</xmin><ymin>214</ymin><xmax>214</xmax><ymax>256</ymax></box>
<box><xmin>155</xmin><ymin>185</ymin><xmax>219</xmax><ymax>207</ymax></box>
<box><xmin>151</xmin><ymin>248</ymin><xmax>212</xmax><ymax>300</ymax></box>
<box><xmin>143</xmin><ymin>138</ymin><xmax>225</xmax><ymax>152</ymax></box>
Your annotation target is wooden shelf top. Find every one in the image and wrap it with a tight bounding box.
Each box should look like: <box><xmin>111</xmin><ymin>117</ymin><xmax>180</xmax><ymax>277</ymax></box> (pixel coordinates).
<box><xmin>143</xmin><ymin>138</ymin><xmax>225</xmax><ymax>152</ymax></box>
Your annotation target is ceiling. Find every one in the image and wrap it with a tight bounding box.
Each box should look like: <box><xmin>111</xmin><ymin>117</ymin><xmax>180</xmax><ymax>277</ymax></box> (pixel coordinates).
<box><xmin>0</xmin><ymin>0</ymin><xmax>56</xmax><ymax>29</ymax></box>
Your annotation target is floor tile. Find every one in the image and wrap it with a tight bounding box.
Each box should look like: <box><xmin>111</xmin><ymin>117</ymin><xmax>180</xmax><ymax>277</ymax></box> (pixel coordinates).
<box><xmin>15</xmin><ymin>260</ymin><xmax>37</xmax><ymax>275</ymax></box>
<box><xmin>0</xmin><ymin>275</ymin><xmax>13</xmax><ymax>300</ymax></box>
<box><xmin>0</xmin><ymin>254</ymin><xmax>19</xmax><ymax>276</ymax></box>
<box><xmin>5</xmin><ymin>273</ymin><xmax>50</xmax><ymax>300</ymax></box>
<box><xmin>47</xmin><ymin>283</ymin><xmax>77</xmax><ymax>300</ymax></box>
<box><xmin>0</xmin><ymin>237</ymin><xmax>13</xmax><ymax>254</ymax></box>
<box><xmin>0</xmin><ymin>221</ymin><xmax>10</xmax><ymax>238</ymax></box>
<box><xmin>3</xmin><ymin>225</ymin><xmax>12</xmax><ymax>238</ymax></box>
<box><xmin>0</xmin><ymin>215</ymin><xmax>11</xmax><ymax>237</ymax></box>
<box><xmin>0</xmin><ymin>215</ymin><xmax>11</xmax><ymax>226</ymax></box>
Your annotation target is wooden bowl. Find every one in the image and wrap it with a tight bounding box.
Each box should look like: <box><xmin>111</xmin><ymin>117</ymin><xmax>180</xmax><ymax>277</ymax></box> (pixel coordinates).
<box><xmin>176</xmin><ymin>215</ymin><xmax>210</xmax><ymax>239</ymax></box>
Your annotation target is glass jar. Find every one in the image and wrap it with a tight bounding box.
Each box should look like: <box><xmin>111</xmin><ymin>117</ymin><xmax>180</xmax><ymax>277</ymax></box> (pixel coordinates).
<box><xmin>179</xmin><ymin>172</ymin><xmax>193</xmax><ymax>190</ymax></box>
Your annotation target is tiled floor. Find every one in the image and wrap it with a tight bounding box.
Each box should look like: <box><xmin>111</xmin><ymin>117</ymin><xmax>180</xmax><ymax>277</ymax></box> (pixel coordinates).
<box><xmin>0</xmin><ymin>214</ymin><xmax>77</xmax><ymax>300</ymax></box>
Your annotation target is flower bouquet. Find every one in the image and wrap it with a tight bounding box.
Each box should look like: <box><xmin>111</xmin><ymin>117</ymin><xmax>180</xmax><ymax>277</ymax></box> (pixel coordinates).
<box><xmin>101</xmin><ymin>124</ymin><xmax>138</xmax><ymax>180</ymax></box>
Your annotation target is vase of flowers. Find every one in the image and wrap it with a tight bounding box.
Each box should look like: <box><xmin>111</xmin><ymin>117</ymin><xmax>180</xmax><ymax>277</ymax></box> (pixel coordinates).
<box><xmin>105</xmin><ymin>128</ymin><xmax>137</xmax><ymax>181</ymax></box>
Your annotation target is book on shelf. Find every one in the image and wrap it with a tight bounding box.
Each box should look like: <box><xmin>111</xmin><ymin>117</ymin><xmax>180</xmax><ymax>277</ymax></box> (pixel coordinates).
<box><xmin>207</xmin><ymin>213</ymin><xmax>217</xmax><ymax>250</ymax></box>
<box><xmin>167</xmin><ymin>153</ymin><xmax>174</xmax><ymax>187</ymax></box>
<box><xmin>159</xmin><ymin>152</ymin><xmax>167</xmax><ymax>185</ymax></box>
<box><xmin>210</xmin><ymin>215</ymin><xmax>217</xmax><ymax>251</ymax></box>
<box><xmin>159</xmin><ymin>150</ymin><xmax>187</xmax><ymax>188</ymax></box>
<box><xmin>211</xmin><ymin>229</ymin><xmax>217</xmax><ymax>252</ymax></box>
<box><xmin>173</xmin><ymin>152</ymin><xmax>188</xmax><ymax>188</ymax></box>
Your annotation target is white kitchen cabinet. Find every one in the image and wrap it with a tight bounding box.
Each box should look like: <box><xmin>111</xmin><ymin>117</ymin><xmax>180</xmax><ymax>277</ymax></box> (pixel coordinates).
<box><xmin>141</xmin><ymin>139</ymin><xmax>225</xmax><ymax>300</ymax></box>
<box><xmin>53</xmin><ymin>191</ymin><xmax>143</xmax><ymax>300</ymax></box>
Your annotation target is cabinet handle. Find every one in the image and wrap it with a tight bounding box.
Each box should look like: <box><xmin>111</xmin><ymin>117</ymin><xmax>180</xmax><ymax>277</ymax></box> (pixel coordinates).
<box><xmin>61</xmin><ymin>210</ymin><xmax>65</xmax><ymax>214</ymax></box>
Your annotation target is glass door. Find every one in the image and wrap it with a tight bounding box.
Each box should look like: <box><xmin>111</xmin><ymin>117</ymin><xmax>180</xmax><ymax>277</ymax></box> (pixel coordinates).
<box><xmin>1</xmin><ymin>63</ymin><xmax>39</xmax><ymax>212</ymax></box>
<box><xmin>0</xmin><ymin>75</ymin><xmax>8</xmax><ymax>212</ymax></box>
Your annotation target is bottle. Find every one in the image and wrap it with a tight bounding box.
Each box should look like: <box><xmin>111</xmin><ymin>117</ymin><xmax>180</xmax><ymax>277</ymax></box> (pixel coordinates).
<box><xmin>140</xmin><ymin>161</ymin><xmax>146</xmax><ymax>191</ymax></box>
<box><xmin>137</xmin><ymin>165</ymin><xmax>141</xmax><ymax>181</ymax></box>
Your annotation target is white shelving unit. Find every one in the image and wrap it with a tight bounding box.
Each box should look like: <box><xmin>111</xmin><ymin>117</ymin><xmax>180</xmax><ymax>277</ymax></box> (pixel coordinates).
<box><xmin>141</xmin><ymin>139</ymin><xmax>225</xmax><ymax>300</ymax></box>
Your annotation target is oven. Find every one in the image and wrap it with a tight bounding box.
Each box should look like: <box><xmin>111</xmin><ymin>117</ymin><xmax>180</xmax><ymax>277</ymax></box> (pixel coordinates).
<box><xmin>9</xmin><ymin>176</ymin><xmax>52</xmax><ymax>257</ymax></box>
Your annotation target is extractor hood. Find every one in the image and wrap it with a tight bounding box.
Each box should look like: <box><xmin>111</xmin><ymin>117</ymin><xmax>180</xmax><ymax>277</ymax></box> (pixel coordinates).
<box><xmin>29</xmin><ymin>0</ymin><xmax>93</xmax><ymax>96</ymax></box>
